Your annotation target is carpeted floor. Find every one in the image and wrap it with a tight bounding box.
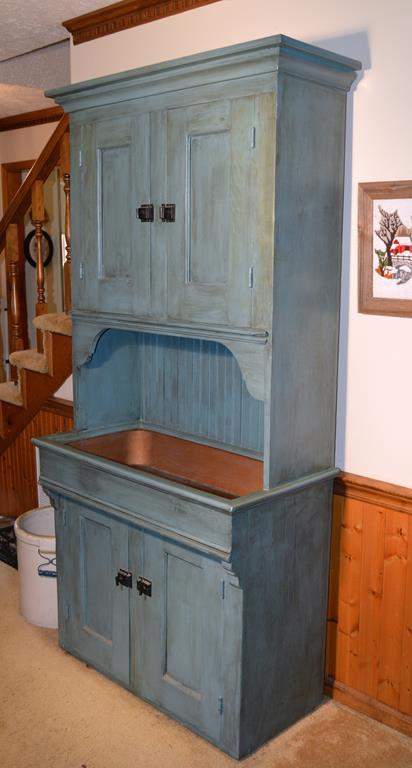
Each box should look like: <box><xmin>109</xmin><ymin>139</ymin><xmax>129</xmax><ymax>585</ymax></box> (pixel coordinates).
<box><xmin>1</xmin><ymin>560</ymin><xmax>411</xmax><ymax>768</ymax></box>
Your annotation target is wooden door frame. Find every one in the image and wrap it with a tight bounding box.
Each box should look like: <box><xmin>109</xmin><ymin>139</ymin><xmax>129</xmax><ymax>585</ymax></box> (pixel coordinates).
<box><xmin>1</xmin><ymin>159</ymin><xmax>35</xmax><ymax>361</ymax></box>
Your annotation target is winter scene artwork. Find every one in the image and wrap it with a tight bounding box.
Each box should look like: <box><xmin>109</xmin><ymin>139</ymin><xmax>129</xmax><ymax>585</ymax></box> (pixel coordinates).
<box><xmin>373</xmin><ymin>198</ymin><xmax>412</xmax><ymax>300</ymax></box>
<box><xmin>358</xmin><ymin>181</ymin><xmax>412</xmax><ymax>316</ymax></box>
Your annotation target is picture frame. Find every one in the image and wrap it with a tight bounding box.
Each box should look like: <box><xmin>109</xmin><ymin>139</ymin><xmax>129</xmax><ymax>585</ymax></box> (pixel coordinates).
<box><xmin>358</xmin><ymin>180</ymin><xmax>412</xmax><ymax>317</ymax></box>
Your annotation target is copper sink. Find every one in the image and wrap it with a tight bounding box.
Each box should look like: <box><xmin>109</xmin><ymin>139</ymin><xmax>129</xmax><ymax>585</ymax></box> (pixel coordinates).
<box><xmin>70</xmin><ymin>429</ymin><xmax>263</xmax><ymax>499</ymax></box>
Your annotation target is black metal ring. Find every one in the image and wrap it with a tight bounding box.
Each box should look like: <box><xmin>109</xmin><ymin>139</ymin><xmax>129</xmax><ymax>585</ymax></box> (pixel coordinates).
<box><xmin>23</xmin><ymin>229</ymin><xmax>54</xmax><ymax>269</ymax></box>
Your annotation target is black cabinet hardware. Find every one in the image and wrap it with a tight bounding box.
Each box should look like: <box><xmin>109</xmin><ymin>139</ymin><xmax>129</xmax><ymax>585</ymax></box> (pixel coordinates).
<box><xmin>137</xmin><ymin>204</ymin><xmax>154</xmax><ymax>222</ymax></box>
<box><xmin>115</xmin><ymin>569</ymin><xmax>133</xmax><ymax>588</ymax></box>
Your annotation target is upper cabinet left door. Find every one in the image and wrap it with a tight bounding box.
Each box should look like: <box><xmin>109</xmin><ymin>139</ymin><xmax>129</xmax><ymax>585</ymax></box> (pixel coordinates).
<box><xmin>73</xmin><ymin>111</ymin><xmax>152</xmax><ymax>315</ymax></box>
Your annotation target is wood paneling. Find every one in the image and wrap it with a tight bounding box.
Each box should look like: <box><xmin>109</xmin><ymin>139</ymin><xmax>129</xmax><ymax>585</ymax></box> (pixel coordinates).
<box><xmin>0</xmin><ymin>399</ymin><xmax>73</xmax><ymax>518</ymax></box>
<box><xmin>327</xmin><ymin>472</ymin><xmax>412</xmax><ymax>736</ymax></box>
<box><xmin>63</xmin><ymin>0</ymin><xmax>222</xmax><ymax>46</ymax></box>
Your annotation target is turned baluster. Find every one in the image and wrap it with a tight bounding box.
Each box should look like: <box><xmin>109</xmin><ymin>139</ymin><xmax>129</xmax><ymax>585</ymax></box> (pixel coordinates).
<box><xmin>63</xmin><ymin>172</ymin><xmax>72</xmax><ymax>312</ymax></box>
<box><xmin>31</xmin><ymin>180</ymin><xmax>48</xmax><ymax>351</ymax></box>
<box><xmin>60</xmin><ymin>132</ymin><xmax>71</xmax><ymax>312</ymax></box>
<box><xmin>6</xmin><ymin>223</ymin><xmax>26</xmax><ymax>380</ymax></box>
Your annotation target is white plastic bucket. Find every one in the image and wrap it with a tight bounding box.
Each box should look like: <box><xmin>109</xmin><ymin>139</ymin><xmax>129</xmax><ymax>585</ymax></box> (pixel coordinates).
<box><xmin>14</xmin><ymin>506</ymin><xmax>58</xmax><ymax>629</ymax></box>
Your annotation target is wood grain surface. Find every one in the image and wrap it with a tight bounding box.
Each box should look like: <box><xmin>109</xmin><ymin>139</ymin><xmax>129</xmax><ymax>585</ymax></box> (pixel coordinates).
<box><xmin>0</xmin><ymin>400</ymin><xmax>73</xmax><ymax>517</ymax></box>
<box><xmin>327</xmin><ymin>473</ymin><xmax>412</xmax><ymax>734</ymax></box>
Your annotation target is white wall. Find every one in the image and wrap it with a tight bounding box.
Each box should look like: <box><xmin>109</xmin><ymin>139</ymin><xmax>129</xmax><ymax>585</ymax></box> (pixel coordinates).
<box><xmin>0</xmin><ymin>123</ymin><xmax>55</xmax><ymax>216</ymax></box>
<box><xmin>70</xmin><ymin>0</ymin><xmax>412</xmax><ymax>489</ymax></box>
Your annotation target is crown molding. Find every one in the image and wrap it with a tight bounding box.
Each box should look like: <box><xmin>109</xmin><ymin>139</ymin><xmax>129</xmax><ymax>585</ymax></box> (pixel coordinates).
<box><xmin>63</xmin><ymin>0</ymin><xmax>223</xmax><ymax>46</ymax></box>
<box><xmin>0</xmin><ymin>107</ymin><xmax>64</xmax><ymax>133</ymax></box>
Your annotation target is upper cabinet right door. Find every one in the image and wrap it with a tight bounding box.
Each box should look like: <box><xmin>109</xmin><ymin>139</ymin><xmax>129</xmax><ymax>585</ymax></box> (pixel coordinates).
<box><xmin>166</xmin><ymin>95</ymin><xmax>275</xmax><ymax>330</ymax></box>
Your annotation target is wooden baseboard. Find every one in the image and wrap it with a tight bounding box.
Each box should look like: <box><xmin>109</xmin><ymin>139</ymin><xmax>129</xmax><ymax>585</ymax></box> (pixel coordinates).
<box><xmin>325</xmin><ymin>678</ymin><xmax>412</xmax><ymax>737</ymax></box>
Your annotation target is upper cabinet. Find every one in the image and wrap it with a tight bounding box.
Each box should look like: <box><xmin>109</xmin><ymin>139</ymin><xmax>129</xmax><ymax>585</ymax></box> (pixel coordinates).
<box><xmin>51</xmin><ymin>35</ymin><xmax>360</xmax><ymax>458</ymax></box>
<box><xmin>72</xmin><ymin>93</ymin><xmax>274</xmax><ymax>329</ymax></box>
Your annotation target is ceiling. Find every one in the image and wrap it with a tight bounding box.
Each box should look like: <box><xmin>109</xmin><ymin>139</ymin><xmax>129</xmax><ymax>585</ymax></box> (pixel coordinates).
<box><xmin>0</xmin><ymin>0</ymin><xmax>114</xmax><ymax>117</ymax></box>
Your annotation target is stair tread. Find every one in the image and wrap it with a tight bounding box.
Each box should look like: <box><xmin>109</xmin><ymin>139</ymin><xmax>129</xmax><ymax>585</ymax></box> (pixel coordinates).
<box><xmin>9</xmin><ymin>349</ymin><xmax>48</xmax><ymax>373</ymax></box>
<box><xmin>33</xmin><ymin>312</ymin><xmax>72</xmax><ymax>337</ymax></box>
<box><xmin>0</xmin><ymin>382</ymin><xmax>23</xmax><ymax>406</ymax></box>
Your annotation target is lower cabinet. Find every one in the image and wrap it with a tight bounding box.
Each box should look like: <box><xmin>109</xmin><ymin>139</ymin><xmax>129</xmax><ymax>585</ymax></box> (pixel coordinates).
<box><xmin>55</xmin><ymin>500</ymin><xmax>231</xmax><ymax>749</ymax></box>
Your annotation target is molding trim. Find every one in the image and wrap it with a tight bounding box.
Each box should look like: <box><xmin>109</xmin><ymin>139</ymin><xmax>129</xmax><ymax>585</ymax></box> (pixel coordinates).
<box><xmin>43</xmin><ymin>397</ymin><xmax>74</xmax><ymax>419</ymax></box>
<box><xmin>334</xmin><ymin>471</ymin><xmax>412</xmax><ymax>516</ymax></box>
<box><xmin>325</xmin><ymin>677</ymin><xmax>412</xmax><ymax>738</ymax></box>
<box><xmin>63</xmin><ymin>0</ymin><xmax>223</xmax><ymax>46</ymax></box>
<box><xmin>0</xmin><ymin>107</ymin><xmax>64</xmax><ymax>133</ymax></box>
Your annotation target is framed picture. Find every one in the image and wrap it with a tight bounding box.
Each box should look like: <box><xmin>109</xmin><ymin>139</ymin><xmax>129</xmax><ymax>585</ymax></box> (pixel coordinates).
<box><xmin>358</xmin><ymin>180</ymin><xmax>412</xmax><ymax>316</ymax></box>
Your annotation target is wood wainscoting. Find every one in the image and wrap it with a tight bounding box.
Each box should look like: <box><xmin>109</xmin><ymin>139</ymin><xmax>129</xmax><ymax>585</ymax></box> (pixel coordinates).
<box><xmin>326</xmin><ymin>472</ymin><xmax>412</xmax><ymax>737</ymax></box>
<box><xmin>0</xmin><ymin>398</ymin><xmax>73</xmax><ymax>518</ymax></box>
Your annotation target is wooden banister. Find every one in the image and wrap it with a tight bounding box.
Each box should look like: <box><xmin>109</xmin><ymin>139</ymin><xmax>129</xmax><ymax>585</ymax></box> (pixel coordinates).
<box><xmin>0</xmin><ymin>114</ymin><xmax>69</xmax><ymax>255</ymax></box>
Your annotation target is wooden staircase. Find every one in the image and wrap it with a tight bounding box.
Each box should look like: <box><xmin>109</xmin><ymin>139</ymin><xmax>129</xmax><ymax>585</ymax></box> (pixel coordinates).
<box><xmin>0</xmin><ymin>115</ymin><xmax>72</xmax><ymax>456</ymax></box>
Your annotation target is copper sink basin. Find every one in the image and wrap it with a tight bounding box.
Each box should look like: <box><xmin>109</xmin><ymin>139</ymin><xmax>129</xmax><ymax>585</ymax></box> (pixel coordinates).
<box><xmin>70</xmin><ymin>429</ymin><xmax>263</xmax><ymax>499</ymax></box>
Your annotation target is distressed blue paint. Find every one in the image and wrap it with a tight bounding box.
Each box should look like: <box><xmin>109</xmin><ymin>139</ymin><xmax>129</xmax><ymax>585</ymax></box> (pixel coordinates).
<box><xmin>37</xmin><ymin>33</ymin><xmax>360</xmax><ymax>761</ymax></box>
<box><xmin>79</xmin><ymin>329</ymin><xmax>264</xmax><ymax>453</ymax></box>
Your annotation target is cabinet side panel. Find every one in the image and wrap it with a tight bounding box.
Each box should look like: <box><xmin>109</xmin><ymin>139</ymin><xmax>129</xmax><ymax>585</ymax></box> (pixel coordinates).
<box><xmin>267</xmin><ymin>76</ymin><xmax>347</xmax><ymax>485</ymax></box>
<box><xmin>74</xmin><ymin>329</ymin><xmax>141</xmax><ymax>430</ymax></box>
<box><xmin>235</xmin><ymin>482</ymin><xmax>333</xmax><ymax>756</ymax></box>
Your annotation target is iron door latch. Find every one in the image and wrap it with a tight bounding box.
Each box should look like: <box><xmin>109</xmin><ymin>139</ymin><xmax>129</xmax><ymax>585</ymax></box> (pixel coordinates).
<box><xmin>137</xmin><ymin>204</ymin><xmax>154</xmax><ymax>222</ymax></box>
<box><xmin>115</xmin><ymin>569</ymin><xmax>133</xmax><ymax>588</ymax></box>
<box><xmin>160</xmin><ymin>203</ymin><xmax>176</xmax><ymax>222</ymax></box>
<box><xmin>136</xmin><ymin>576</ymin><xmax>152</xmax><ymax>597</ymax></box>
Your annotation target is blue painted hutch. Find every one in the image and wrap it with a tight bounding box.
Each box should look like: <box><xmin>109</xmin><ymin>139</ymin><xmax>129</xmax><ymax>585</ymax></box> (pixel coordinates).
<box><xmin>35</xmin><ymin>36</ymin><xmax>360</xmax><ymax>758</ymax></box>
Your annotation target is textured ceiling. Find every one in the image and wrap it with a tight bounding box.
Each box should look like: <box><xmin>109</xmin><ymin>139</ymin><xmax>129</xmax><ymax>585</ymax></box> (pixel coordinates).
<box><xmin>0</xmin><ymin>84</ymin><xmax>55</xmax><ymax>117</ymax></box>
<box><xmin>0</xmin><ymin>1</ymin><xmax>113</xmax><ymax>118</ymax></box>
<box><xmin>0</xmin><ymin>1</ymin><xmax>114</xmax><ymax>62</ymax></box>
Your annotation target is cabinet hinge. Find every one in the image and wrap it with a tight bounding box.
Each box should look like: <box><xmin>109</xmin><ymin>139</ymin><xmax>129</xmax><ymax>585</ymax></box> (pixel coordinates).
<box><xmin>248</xmin><ymin>267</ymin><xmax>254</xmax><ymax>289</ymax></box>
<box><xmin>79</xmin><ymin>262</ymin><xmax>85</xmax><ymax>280</ymax></box>
<box><xmin>220</xmin><ymin>579</ymin><xmax>225</xmax><ymax>599</ymax></box>
<box><xmin>218</xmin><ymin>696</ymin><xmax>224</xmax><ymax>715</ymax></box>
<box><xmin>78</xmin><ymin>149</ymin><xmax>83</xmax><ymax>168</ymax></box>
<box><xmin>250</xmin><ymin>126</ymin><xmax>256</xmax><ymax>149</ymax></box>
<box><xmin>65</xmin><ymin>604</ymin><xmax>70</xmax><ymax>623</ymax></box>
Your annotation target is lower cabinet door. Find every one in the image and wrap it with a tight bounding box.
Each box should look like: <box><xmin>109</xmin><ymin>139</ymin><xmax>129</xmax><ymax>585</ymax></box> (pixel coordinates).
<box><xmin>132</xmin><ymin>534</ymin><xmax>224</xmax><ymax>745</ymax></box>
<box><xmin>56</xmin><ymin>500</ymin><xmax>132</xmax><ymax>686</ymax></box>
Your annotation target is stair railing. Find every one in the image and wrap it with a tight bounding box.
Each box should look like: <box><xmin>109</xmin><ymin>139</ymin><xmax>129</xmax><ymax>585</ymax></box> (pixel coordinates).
<box><xmin>0</xmin><ymin>114</ymin><xmax>70</xmax><ymax>370</ymax></box>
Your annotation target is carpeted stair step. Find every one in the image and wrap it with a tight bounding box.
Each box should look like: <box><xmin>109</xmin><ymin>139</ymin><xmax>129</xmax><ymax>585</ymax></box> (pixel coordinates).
<box><xmin>9</xmin><ymin>349</ymin><xmax>48</xmax><ymax>374</ymax></box>
<box><xmin>33</xmin><ymin>312</ymin><xmax>72</xmax><ymax>336</ymax></box>
<box><xmin>0</xmin><ymin>382</ymin><xmax>23</xmax><ymax>406</ymax></box>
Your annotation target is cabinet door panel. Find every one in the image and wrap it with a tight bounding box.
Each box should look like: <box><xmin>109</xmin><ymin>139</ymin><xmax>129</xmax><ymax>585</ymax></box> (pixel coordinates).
<box><xmin>56</xmin><ymin>501</ymin><xmax>130</xmax><ymax>686</ymax></box>
<box><xmin>166</xmin><ymin>97</ymin><xmax>262</xmax><ymax>328</ymax></box>
<box><xmin>75</xmin><ymin>112</ymin><xmax>151</xmax><ymax>315</ymax></box>
<box><xmin>134</xmin><ymin>535</ymin><xmax>223</xmax><ymax>743</ymax></box>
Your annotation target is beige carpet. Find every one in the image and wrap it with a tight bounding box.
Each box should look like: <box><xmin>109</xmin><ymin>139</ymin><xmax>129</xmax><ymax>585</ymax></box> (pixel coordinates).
<box><xmin>1</xmin><ymin>561</ymin><xmax>411</xmax><ymax>768</ymax></box>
